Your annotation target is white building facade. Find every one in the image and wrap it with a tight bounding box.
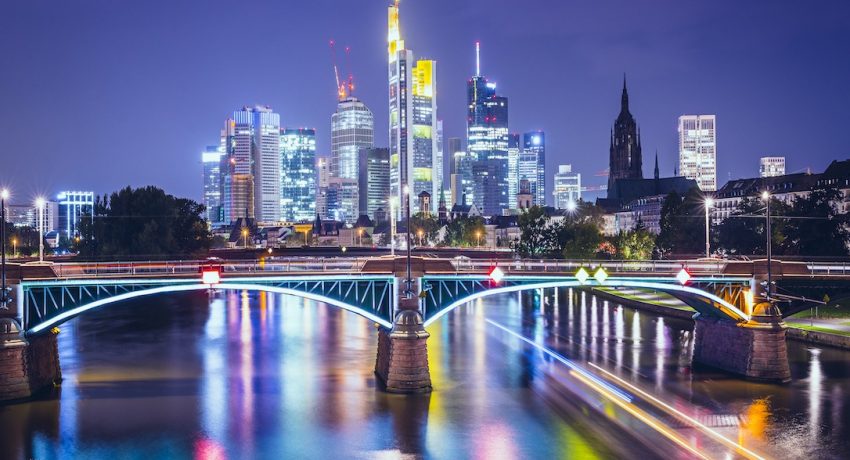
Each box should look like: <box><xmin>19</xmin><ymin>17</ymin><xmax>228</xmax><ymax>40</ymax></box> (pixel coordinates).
<box><xmin>678</xmin><ymin>115</ymin><xmax>717</xmax><ymax>191</ymax></box>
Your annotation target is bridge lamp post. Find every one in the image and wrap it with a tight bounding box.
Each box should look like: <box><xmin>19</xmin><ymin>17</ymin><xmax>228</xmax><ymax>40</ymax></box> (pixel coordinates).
<box><xmin>35</xmin><ymin>197</ymin><xmax>45</xmax><ymax>263</ymax></box>
<box><xmin>762</xmin><ymin>191</ymin><xmax>772</xmax><ymax>301</ymax></box>
<box><xmin>1</xmin><ymin>189</ymin><xmax>9</xmax><ymax>308</ymax></box>
<box><xmin>704</xmin><ymin>197</ymin><xmax>714</xmax><ymax>259</ymax></box>
<box><xmin>403</xmin><ymin>185</ymin><xmax>413</xmax><ymax>298</ymax></box>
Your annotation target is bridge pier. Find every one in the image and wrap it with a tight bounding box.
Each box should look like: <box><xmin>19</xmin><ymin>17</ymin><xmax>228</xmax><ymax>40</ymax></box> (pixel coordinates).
<box><xmin>692</xmin><ymin>302</ymin><xmax>791</xmax><ymax>383</ymax></box>
<box><xmin>0</xmin><ymin>318</ymin><xmax>62</xmax><ymax>402</ymax></box>
<box><xmin>374</xmin><ymin>275</ymin><xmax>432</xmax><ymax>393</ymax></box>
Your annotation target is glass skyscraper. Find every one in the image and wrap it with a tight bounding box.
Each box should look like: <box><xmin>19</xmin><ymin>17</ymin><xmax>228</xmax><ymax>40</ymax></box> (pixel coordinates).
<box><xmin>358</xmin><ymin>147</ymin><xmax>390</xmax><ymax>221</ymax></box>
<box><xmin>388</xmin><ymin>1</ymin><xmax>439</xmax><ymax>218</ymax></box>
<box><xmin>519</xmin><ymin>131</ymin><xmax>546</xmax><ymax>206</ymax></box>
<box><xmin>202</xmin><ymin>145</ymin><xmax>225</xmax><ymax>225</ymax></box>
<box><xmin>280</xmin><ymin>128</ymin><xmax>317</xmax><ymax>222</ymax></box>
<box><xmin>553</xmin><ymin>164</ymin><xmax>581</xmax><ymax>210</ymax></box>
<box><xmin>331</xmin><ymin>97</ymin><xmax>373</xmax><ymax>182</ymax></box>
<box><xmin>507</xmin><ymin>133</ymin><xmax>520</xmax><ymax>208</ymax></box>
<box><xmin>467</xmin><ymin>43</ymin><xmax>509</xmax><ymax>216</ymax></box>
<box><xmin>678</xmin><ymin>114</ymin><xmax>717</xmax><ymax>191</ymax></box>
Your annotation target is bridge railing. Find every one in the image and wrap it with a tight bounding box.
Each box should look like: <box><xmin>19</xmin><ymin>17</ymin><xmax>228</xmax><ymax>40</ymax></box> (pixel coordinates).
<box><xmin>50</xmin><ymin>258</ymin><xmax>369</xmax><ymax>278</ymax></box>
<box><xmin>449</xmin><ymin>258</ymin><xmax>728</xmax><ymax>275</ymax></box>
<box><xmin>806</xmin><ymin>263</ymin><xmax>850</xmax><ymax>276</ymax></box>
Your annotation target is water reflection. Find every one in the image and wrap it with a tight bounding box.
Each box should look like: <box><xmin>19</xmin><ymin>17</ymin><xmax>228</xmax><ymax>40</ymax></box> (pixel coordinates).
<box><xmin>3</xmin><ymin>288</ymin><xmax>850</xmax><ymax>458</ymax></box>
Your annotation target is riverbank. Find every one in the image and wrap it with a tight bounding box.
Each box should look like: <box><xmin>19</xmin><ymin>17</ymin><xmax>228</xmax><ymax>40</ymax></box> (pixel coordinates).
<box><xmin>589</xmin><ymin>287</ymin><xmax>850</xmax><ymax>351</ymax></box>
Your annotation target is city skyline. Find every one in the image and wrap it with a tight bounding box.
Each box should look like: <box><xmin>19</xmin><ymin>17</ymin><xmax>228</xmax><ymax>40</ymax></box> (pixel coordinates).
<box><xmin>1</xmin><ymin>0</ymin><xmax>848</xmax><ymax>202</ymax></box>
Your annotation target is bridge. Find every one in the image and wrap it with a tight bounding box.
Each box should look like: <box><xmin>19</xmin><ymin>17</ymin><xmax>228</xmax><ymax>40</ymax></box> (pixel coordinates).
<box><xmin>3</xmin><ymin>256</ymin><xmax>850</xmax><ymax>400</ymax></box>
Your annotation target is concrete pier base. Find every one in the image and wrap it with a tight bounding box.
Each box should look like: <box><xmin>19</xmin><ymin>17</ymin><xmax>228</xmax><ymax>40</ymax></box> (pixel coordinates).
<box><xmin>0</xmin><ymin>319</ymin><xmax>62</xmax><ymax>402</ymax></box>
<box><xmin>375</xmin><ymin>310</ymin><xmax>432</xmax><ymax>394</ymax></box>
<box><xmin>693</xmin><ymin>303</ymin><xmax>791</xmax><ymax>383</ymax></box>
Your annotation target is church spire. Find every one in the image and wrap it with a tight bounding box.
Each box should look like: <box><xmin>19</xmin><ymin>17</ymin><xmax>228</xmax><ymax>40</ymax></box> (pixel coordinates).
<box><xmin>654</xmin><ymin>151</ymin><xmax>659</xmax><ymax>179</ymax></box>
<box><xmin>621</xmin><ymin>73</ymin><xmax>629</xmax><ymax>114</ymax></box>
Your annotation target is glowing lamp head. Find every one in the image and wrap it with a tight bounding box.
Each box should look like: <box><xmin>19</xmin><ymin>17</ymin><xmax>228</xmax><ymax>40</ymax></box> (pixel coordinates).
<box><xmin>0</xmin><ymin>189</ymin><xmax>8</xmax><ymax>200</ymax></box>
<box><xmin>676</xmin><ymin>268</ymin><xmax>691</xmax><ymax>285</ymax></box>
<box><xmin>575</xmin><ymin>267</ymin><xmax>590</xmax><ymax>284</ymax></box>
<box><xmin>35</xmin><ymin>197</ymin><xmax>45</xmax><ymax>209</ymax></box>
<box><xmin>201</xmin><ymin>269</ymin><xmax>220</xmax><ymax>285</ymax></box>
<box><xmin>761</xmin><ymin>191</ymin><xmax>770</xmax><ymax>200</ymax></box>
<box><xmin>705</xmin><ymin>197</ymin><xmax>714</xmax><ymax>208</ymax></box>
<box><xmin>566</xmin><ymin>200</ymin><xmax>577</xmax><ymax>212</ymax></box>
<box><xmin>489</xmin><ymin>266</ymin><xmax>505</xmax><ymax>283</ymax></box>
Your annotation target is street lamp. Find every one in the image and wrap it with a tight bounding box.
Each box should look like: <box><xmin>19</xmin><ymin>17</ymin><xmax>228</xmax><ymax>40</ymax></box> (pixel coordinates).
<box><xmin>1</xmin><ymin>188</ymin><xmax>9</xmax><ymax>308</ymax></box>
<box><xmin>704</xmin><ymin>197</ymin><xmax>714</xmax><ymax>258</ymax></box>
<box><xmin>476</xmin><ymin>230</ymin><xmax>482</xmax><ymax>248</ymax></box>
<box><xmin>417</xmin><ymin>229</ymin><xmax>424</xmax><ymax>247</ymax></box>
<box><xmin>11</xmin><ymin>238</ymin><xmax>17</xmax><ymax>258</ymax></box>
<box><xmin>403</xmin><ymin>185</ymin><xmax>413</xmax><ymax>298</ymax></box>
<box><xmin>358</xmin><ymin>228</ymin><xmax>364</xmax><ymax>247</ymax></box>
<box><xmin>762</xmin><ymin>190</ymin><xmax>772</xmax><ymax>301</ymax></box>
<box><xmin>241</xmin><ymin>228</ymin><xmax>249</xmax><ymax>250</ymax></box>
<box><xmin>35</xmin><ymin>197</ymin><xmax>45</xmax><ymax>263</ymax></box>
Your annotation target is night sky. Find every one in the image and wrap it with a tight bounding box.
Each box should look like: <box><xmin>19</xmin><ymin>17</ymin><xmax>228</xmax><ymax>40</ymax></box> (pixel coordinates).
<box><xmin>1</xmin><ymin>0</ymin><xmax>848</xmax><ymax>204</ymax></box>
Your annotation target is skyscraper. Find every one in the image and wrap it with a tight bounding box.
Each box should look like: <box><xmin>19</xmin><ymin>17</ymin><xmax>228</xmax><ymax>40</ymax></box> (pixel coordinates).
<box><xmin>520</xmin><ymin>131</ymin><xmax>546</xmax><ymax>205</ymax></box>
<box><xmin>553</xmin><ymin>165</ymin><xmax>581</xmax><ymax>210</ymax></box>
<box><xmin>222</xmin><ymin>106</ymin><xmax>281</xmax><ymax>223</ymax></box>
<box><xmin>358</xmin><ymin>147</ymin><xmax>390</xmax><ymax>221</ymax></box>
<box><xmin>202</xmin><ymin>145</ymin><xmax>225</xmax><ymax>224</ymax></box>
<box><xmin>608</xmin><ymin>78</ymin><xmax>643</xmax><ymax>192</ymax></box>
<box><xmin>56</xmin><ymin>191</ymin><xmax>94</xmax><ymax>238</ymax></box>
<box><xmin>760</xmin><ymin>156</ymin><xmax>785</xmax><ymax>178</ymax></box>
<box><xmin>467</xmin><ymin>42</ymin><xmax>509</xmax><ymax>216</ymax></box>
<box><xmin>316</xmin><ymin>157</ymin><xmax>331</xmax><ymax>219</ymax></box>
<box><xmin>331</xmin><ymin>97</ymin><xmax>374</xmax><ymax>183</ymax></box>
<box><xmin>388</xmin><ymin>1</ymin><xmax>438</xmax><ymax>218</ymax></box>
<box><xmin>507</xmin><ymin>133</ymin><xmax>520</xmax><ymax>207</ymax></box>
<box><xmin>678</xmin><ymin>114</ymin><xmax>717</xmax><ymax>191</ymax></box>
<box><xmin>280</xmin><ymin>128</ymin><xmax>317</xmax><ymax>222</ymax></box>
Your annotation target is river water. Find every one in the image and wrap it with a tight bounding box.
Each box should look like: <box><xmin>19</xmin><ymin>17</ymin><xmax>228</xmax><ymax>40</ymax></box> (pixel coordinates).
<box><xmin>1</xmin><ymin>288</ymin><xmax>849</xmax><ymax>459</ymax></box>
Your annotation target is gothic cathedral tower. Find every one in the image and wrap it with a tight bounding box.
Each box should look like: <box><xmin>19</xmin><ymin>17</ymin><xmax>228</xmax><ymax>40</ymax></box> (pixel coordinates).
<box><xmin>608</xmin><ymin>76</ymin><xmax>643</xmax><ymax>191</ymax></box>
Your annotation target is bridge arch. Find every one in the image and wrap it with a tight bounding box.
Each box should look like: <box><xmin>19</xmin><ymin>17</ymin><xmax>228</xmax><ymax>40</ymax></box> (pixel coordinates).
<box><xmin>422</xmin><ymin>278</ymin><xmax>751</xmax><ymax>328</ymax></box>
<box><xmin>26</xmin><ymin>282</ymin><xmax>393</xmax><ymax>336</ymax></box>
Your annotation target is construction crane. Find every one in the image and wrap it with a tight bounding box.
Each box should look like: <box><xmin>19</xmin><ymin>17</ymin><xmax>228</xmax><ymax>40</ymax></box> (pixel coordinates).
<box><xmin>344</xmin><ymin>46</ymin><xmax>355</xmax><ymax>97</ymax></box>
<box><xmin>328</xmin><ymin>40</ymin><xmax>347</xmax><ymax>100</ymax></box>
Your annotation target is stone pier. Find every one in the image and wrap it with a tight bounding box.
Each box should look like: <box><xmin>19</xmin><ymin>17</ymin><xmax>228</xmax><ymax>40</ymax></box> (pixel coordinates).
<box><xmin>692</xmin><ymin>302</ymin><xmax>791</xmax><ymax>382</ymax></box>
<box><xmin>0</xmin><ymin>319</ymin><xmax>62</xmax><ymax>402</ymax></box>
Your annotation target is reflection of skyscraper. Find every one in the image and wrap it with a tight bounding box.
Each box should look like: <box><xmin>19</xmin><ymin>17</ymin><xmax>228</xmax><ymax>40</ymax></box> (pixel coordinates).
<box><xmin>678</xmin><ymin>114</ymin><xmax>717</xmax><ymax>191</ymax></box>
<box><xmin>608</xmin><ymin>78</ymin><xmax>642</xmax><ymax>192</ymax></box>
<box><xmin>280</xmin><ymin>128</ymin><xmax>317</xmax><ymax>222</ymax></box>
<box><xmin>331</xmin><ymin>97</ymin><xmax>373</xmax><ymax>182</ymax></box>
<box><xmin>467</xmin><ymin>43</ymin><xmax>509</xmax><ymax>216</ymax></box>
<box><xmin>388</xmin><ymin>1</ymin><xmax>438</xmax><ymax>217</ymax></box>
<box><xmin>520</xmin><ymin>131</ymin><xmax>546</xmax><ymax>205</ymax></box>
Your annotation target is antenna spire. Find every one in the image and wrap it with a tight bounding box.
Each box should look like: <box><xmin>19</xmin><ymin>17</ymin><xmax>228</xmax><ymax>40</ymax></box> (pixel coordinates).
<box><xmin>475</xmin><ymin>41</ymin><xmax>480</xmax><ymax>76</ymax></box>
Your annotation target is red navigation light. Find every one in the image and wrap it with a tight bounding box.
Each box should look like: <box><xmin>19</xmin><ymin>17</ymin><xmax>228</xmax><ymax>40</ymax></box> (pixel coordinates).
<box><xmin>202</xmin><ymin>268</ymin><xmax>221</xmax><ymax>285</ymax></box>
<box><xmin>489</xmin><ymin>266</ymin><xmax>505</xmax><ymax>283</ymax></box>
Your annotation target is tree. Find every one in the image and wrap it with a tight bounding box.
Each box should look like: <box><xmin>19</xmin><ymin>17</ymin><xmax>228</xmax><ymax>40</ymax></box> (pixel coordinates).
<box><xmin>612</xmin><ymin>223</ymin><xmax>656</xmax><ymax>260</ymax></box>
<box><xmin>442</xmin><ymin>215</ymin><xmax>486</xmax><ymax>247</ymax></box>
<box><xmin>77</xmin><ymin>186</ymin><xmax>210</xmax><ymax>259</ymax></box>
<box><xmin>410</xmin><ymin>213</ymin><xmax>440</xmax><ymax>245</ymax></box>
<box><xmin>717</xmin><ymin>196</ymin><xmax>789</xmax><ymax>256</ymax></box>
<box><xmin>514</xmin><ymin>206</ymin><xmax>553</xmax><ymax>257</ymax></box>
<box><xmin>656</xmin><ymin>188</ymin><xmax>707</xmax><ymax>256</ymax></box>
<box><xmin>553</xmin><ymin>220</ymin><xmax>604</xmax><ymax>259</ymax></box>
<box><xmin>782</xmin><ymin>187</ymin><xmax>850</xmax><ymax>256</ymax></box>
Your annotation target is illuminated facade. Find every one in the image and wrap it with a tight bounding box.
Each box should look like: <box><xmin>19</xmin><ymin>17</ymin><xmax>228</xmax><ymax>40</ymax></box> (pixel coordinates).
<box><xmin>280</xmin><ymin>128</ymin><xmax>317</xmax><ymax>222</ymax></box>
<box><xmin>467</xmin><ymin>43</ymin><xmax>509</xmax><ymax>216</ymax></box>
<box><xmin>553</xmin><ymin>164</ymin><xmax>581</xmax><ymax>210</ymax></box>
<box><xmin>760</xmin><ymin>156</ymin><xmax>785</xmax><ymax>178</ymax></box>
<box><xmin>358</xmin><ymin>147</ymin><xmax>390</xmax><ymax>221</ymax></box>
<box><xmin>57</xmin><ymin>191</ymin><xmax>94</xmax><ymax>238</ymax></box>
<box><xmin>678</xmin><ymin>114</ymin><xmax>717</xmax><ymax>191</ymax></box>
<box><xmin>507</xmin><ymin>133</ymin><xmax>520</xmax><ymax>207</ymax></box>
<box><xmin>331</xmin><ymin>97</ymin><xmax>373</xmax><ymax>183</ymax></box>
<box><xmin>388</xmin><ymin>1</ymin><xmax>439</xmax><ymax>217</ymax></box>
<box><xmin>222</xmin><ymin>106</ymin><xmax>281</xmax><ymax>223</ymax></box>
<box><xmin>202</xmin><ymin>145</ymin><xmax>225</xmax><ymax>224</ymax></box>
<box><xmin>519</xmin><ymin>131</ymin><xmax>546</xmax><ymax>205</ymax></box>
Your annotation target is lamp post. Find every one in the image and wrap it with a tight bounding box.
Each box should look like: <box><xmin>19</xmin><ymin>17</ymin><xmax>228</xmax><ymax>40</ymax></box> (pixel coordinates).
<box><xmin>762</xmin><ymin>191</ymin><xmax>772</xmax><ymax>301</ymax></box>
<box><xmin>1</xmin><ymin>189</ymin><xmax>8</xmax><ymax>308</ymax></box>
<box><xmin>404</xmin><ymin>185</ymin><xmax>412</xmax><ymax>298</ymax></box>
<box><xmin>390</xmin><ymin>201</ymin><xmax>395</xmax><ymax>256</ymax></box>
<box><xmin>704</xmin><ymin>197</ymin><xmax>714</xmax><ymax>258</ymax></box>
<box><xmin>242</xmin><ymin>228</ymin><xmax>249</xmax><ymax>250</ymax></box>
<box><xmin>476</xmin><ymin>230</ymin><xmax>481</xmax><ymax>248</ymax></box>
<box><xmin>11</xmin><ymin>238</ymin><xmax>17</xmax><ymax>259</ymax></box>
<box><xmin>417</xmin><ymin>229</ymin><xmax>424</xmax><ymax>247</ymax></box>
<box><xmin>358</xmin><ymin>228</ymin><xmax>363</xmax><ymax>247</ymax></box>
<box><xmin>35</xmin><ymin>197</ymin><xmax>45</xmax><ymax>263</ymax></box>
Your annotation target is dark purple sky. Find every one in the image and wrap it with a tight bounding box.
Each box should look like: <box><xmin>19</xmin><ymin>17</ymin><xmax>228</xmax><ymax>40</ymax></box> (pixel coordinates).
<box><xmin>2</xmin><ymin>0</ymin><xmax>848</xmax><ymax>204</ymax></box>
